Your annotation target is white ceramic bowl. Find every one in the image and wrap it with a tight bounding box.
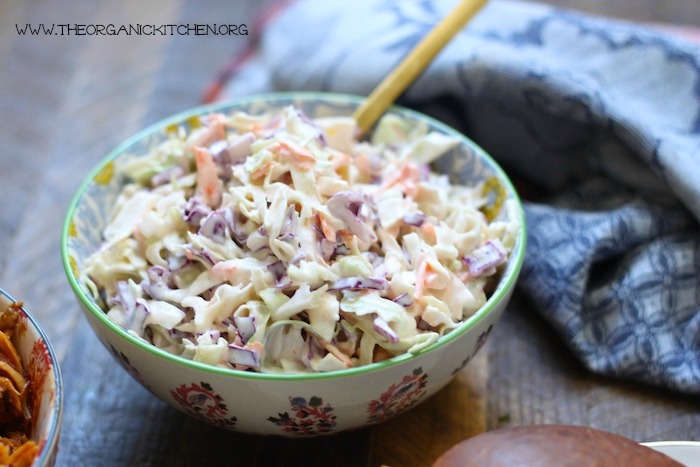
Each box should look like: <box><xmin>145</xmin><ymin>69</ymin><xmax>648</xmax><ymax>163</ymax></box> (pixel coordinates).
<box><xmin>61</xmin><ymin>92</ymin><xmax>526</xmax><ymax>436</ymax></box>
<box><xmin>643</xmin><ymin>441</ymin><xmax>700</xmax><ymax>466</ymax></box>
<box><xmin>0</xmin><ymin>289</ymin><xmax>62</xmax><ymax>465</ymax></box>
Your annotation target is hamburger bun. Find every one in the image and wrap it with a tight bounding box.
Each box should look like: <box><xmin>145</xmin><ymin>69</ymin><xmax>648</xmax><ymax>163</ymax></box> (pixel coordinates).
<box><xmin>433</xmin><ymin>425</ymin><xmax>682</xmax><ymax>466</ymax></box>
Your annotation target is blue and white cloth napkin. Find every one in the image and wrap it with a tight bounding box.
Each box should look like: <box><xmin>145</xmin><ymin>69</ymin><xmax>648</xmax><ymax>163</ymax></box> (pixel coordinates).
<box><xmin>221</xmin><ymin>0</ymin><xmax>700</xmax><ymax>394</ymax></box>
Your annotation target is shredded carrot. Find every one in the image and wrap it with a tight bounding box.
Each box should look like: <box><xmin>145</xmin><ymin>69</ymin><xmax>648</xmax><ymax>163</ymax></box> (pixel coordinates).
<box><xmin>330</xmin><ymin>151</ymin><xmax>351</xmax><ymax>171</ymax></box>
<box><xmin>193</xmin><ymin>146</ymin><xmax>223</xmax><ymax>208</ymax></box>
<box><xmin>269</xmin><ymin>140</ymin><xmax>316</xmax><ymax>170</ymax></box>
<box><xmin>336</xmin><ymin>230</ymin><xmax>355</xmax><ymax>245</ymax></box>
<box><xmin>211</xmin><ymin>261</ymin><xmax>238</xmax><ymax>283</ymax></box>
<box><xmin>414</xmin><ymin>259</ymin><xmax>428</xmax><ymax>300</ymax></box>
<box><xmin>426</xmin><ymin>270</ymin><xmax>439</xmax><ymax>287</ymax></box>
<box><xmin>250</xmin><ymin>161</ymin><xmax>275</xmax><ymax>180</ymax></box>
<box><xmin>262</xmin><ymin>114</ymin><xmax>284</xmax><ymax>131</ymax></box>
<box><xmin>354</xmin><ymin>153</ymin><xmax>373</xmax><ymax>177</ymax></box>
<box><xmin>133</xmin><ymin>227</ymin><xmax>146</xmax><ymax>247</ymax></box>
<box><xmin>320</xmin><ymin>340</ymin><xmax>353</xmax><ymax>367</ymax></box>
<box><xmin>414</xmin><ymin>258</ymin><xmax>439</xmax><ymax>300</ymax></box>
<box><xmin>420</xmin><ymin>222</ymin><xmax>436</xmax><ymax>244</ymax></box>
<box><xmin>204</xmin><ymin>120</ymin><xmax>226</xmax><ymax>146</ymax></box>
<box><xmin>458</xmin><ymin>271</ymin><xmax>473</xmax><ymax>283</ymax></box>
<box><xmin>245</xmin><ymin>341</ymin><xmax>265</xmax><ymax>353</ymax></box>
<box><xmin>379</xmin><ymin>162</ymin><xmax>420</xmax><ymax>196</ymax></box>
<box><xmin>315</xmin><ymin>211</ymin><xmax>336</xmax><ymax>242</ymax></box>
<box><xmin>250</xmin><ymin>122</ymin><xmax>263</xmax><ymax>136</ymax></box>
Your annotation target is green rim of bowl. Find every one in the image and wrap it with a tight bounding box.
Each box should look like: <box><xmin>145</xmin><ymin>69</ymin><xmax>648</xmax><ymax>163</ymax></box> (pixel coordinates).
<box><xmin>0</xmin><ymin>288</ymin><xmax>63</xmax><ymax>466</ymax></box>
<box><xmin>61</xmin><ymin>91</ymin><xmax>527</xmax><ymax>382</ymax></box>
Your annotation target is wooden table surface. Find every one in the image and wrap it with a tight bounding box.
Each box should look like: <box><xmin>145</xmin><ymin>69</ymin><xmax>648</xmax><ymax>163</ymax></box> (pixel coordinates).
<box><xmin>1</xmin><ymin>1</ymin><xmax>698</xmax><ymax>466</ymax></box>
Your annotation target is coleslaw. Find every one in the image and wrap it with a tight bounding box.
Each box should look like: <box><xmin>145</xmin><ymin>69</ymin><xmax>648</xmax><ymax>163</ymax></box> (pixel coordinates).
<box><xmin>81</xmin><ymin>106</ymin><xmax>520</xmax><ymax>373</ymax></box>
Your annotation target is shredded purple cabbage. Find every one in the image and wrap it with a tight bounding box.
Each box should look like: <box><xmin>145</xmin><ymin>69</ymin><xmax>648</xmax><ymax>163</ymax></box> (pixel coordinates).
<box><xmin>362</xmin><ymin>251</ymin><xmax>379</xmax><ymax>265</ymax></box>
<box><xmin>142</xmin><ymin>265</ymin><xmax>173</xmax><ymax>300</ymax></box>
<box><xmin>334</xmin><ymin>244</ymin><xmax>351</xmax><ymax>257</ymax></box>
<box><xmin>209</xmin><ymin>133</ymin><xmax>255</xmax><ymax>181</ymax></box>
<box><xmin>417</xmin><ymin>164</ymin><xmax>431</xmax><ymax>181</ymax></box>
<box><xmin>233</xmin><ymin>316</ymin><xmax>256</xmax><ymax>343</ymax></box>
<box><xmin>296</xmin><ymin>109</ymin><xmax>327</xmax><ymax>147</ymax></box>
<box><xmin>195</xmin><ymin>206</ymin><xmax>248</xmax><ymax>248</ymax></box>
<box><xmin>150</xmin><ymin>166</ymin><xmax>185</xmax><ymax>187</ymax></box>
<box><xmin>228</xmin><ymin>344</ymin><xmax>260</xmax><ymax>368</ymax></box>
<box><xmin>319</xmin><ymin>238</ymin><xmax>335</xmax><ymax>261</ymax></box>
<box><xmin>463</xmin><ymin>239</ymin><xmax>507</xmax><ymax>276</ymax></box>
<box><xmin>267</xmin><ymin>260</ymin><xmax>287</xmax><ymax>285</ymax></box>
<box><xmin>224</xmin><ymin>209</ymin><xmax>248</xmax><ymax>246</ymax></box>
<box><xmin>301</xmin><ymin>336</ymin><xmax>325</xmax><ymax>368</ymax></box>
<box><xmin>402</xmin><ymin>212</ymin><xmax>427</xmax><ymax>227</ymax></box>
<box><xmin>329</xmin><ymin>276</ymin><xmax>388</xmax><ymax>291</ymax></box>
<box><xmin>187</xmin><ymin>248</ymin><xmax>217</xmax><ymax>266</ymax></box>
<box><xmin>227</xmin><ymin>133</ymin><xmax>255</xmax><ymax>163</ymax></box>
<box><xmin>278</xmin><ymin>205</ymin><xmax>298</xmax><ymax>241</ymax></box>
<box><xmin>201</xmin><ymin>329</ymin><xmax>222</xmax><ymax>342</ymax></box>
<box><xmin>129</xmin><ymin>299</ymin><xmax>150</xmax><ymax>333</ymax></box>
<box><xmin>373</xmin><ymin>316</ymin><xmax>398</xmax><ymax>343</ymax></box>
<box><xmin>183</xmin><ymin>196</ymin><xmax>212</xmax><ymax>228</ymax></box>
<box><xmin>392</xmin><ymin>292</ymin><xmax>413</xmax><ymax>307</ymax></box>
<box><xmin>199</xmin><ymin>210</ymin><xmax>230</xmax><ymax>243</ymax></box>
<box><xmin>327</xmin><ymin>191</ymin><xmax>377</xmax><ymax>243</ymax></box>
<box><xmin>110</xmin><ymin>280</ymin><xmax>136</xmax><ymax>310</ymax></box>
<box><xmin>166</xmin><ymin>253</ymin><xmax>190</xmax><ymax>272</ymax></box>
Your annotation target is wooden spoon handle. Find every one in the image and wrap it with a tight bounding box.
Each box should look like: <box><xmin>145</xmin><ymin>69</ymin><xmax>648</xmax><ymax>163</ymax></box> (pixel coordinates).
<box><xmin>352</xmin><ymin>0</ymin><xmax>488</xmax><ymax>135</ymax></box>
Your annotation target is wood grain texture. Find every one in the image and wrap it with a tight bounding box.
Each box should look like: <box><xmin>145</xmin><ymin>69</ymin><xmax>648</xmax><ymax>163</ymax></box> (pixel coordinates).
<box><xmin>487</xmin><ymin>292</ymin><xmax>700</xmax><ymax>442</ymax></box>
<box><xmin>372</xmin><ymin>350</ymin><xmax>488</xmax><ymax>467</ymax></box>
<box><xmin>1</xmin><ymin>1</ymin><xmax>699</xmax><ymax>466</ymax></box>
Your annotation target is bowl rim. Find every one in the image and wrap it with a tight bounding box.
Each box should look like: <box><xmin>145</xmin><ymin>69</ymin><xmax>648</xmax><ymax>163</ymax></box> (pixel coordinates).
<box><xmin>61</xmin><ymin>91</ymin><xmax>527</xmax><ymax>381</ymax></box>
<box><xmin>0</xmin><ymin>288</ymin><xmax>63</xmax><ymax>466</ymax></box>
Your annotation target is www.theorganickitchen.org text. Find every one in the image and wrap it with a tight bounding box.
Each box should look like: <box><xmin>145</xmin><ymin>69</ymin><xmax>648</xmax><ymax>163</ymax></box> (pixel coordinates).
<box><xmin>16</xmin><ymin>23</ymin><xmax>249</xmax><ymax>36</ymax></box>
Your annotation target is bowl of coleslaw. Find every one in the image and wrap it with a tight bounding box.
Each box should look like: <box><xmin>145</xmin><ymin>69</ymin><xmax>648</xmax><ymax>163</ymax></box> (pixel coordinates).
<box><xmin>62</xmin><ymin>92</ymin><xmax>525</xmax><ymax>435</ymax></box>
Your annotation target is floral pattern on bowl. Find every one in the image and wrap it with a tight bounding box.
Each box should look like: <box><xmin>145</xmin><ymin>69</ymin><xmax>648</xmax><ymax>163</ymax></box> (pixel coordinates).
<box><xmin>171</xmin><ymin>382</ymin><xmax>238</xmax><ymax>429</ymax></box>
<box><xmin>367</xmin><ymin>367</ymin><xmax>428</xmax><ymax>425</ymax></box>
<box><xmin>268</xmin><ymin>396</ymin><xmax>337</xmax><ymax>435</ymax></box>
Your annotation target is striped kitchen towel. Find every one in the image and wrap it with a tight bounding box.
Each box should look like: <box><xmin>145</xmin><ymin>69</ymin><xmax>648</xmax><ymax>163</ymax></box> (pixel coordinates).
<box><xmin>213</xmin><ymin>0</ymin><xmax>700</xmax><ymax>394</ymax></box>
